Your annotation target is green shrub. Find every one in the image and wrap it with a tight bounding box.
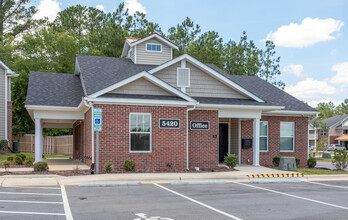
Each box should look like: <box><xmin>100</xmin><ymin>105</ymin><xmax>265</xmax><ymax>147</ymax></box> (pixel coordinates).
<box><xmin>0</xmin><ymin>139</ymin><xmax>8</xmax><ymax>152</ymax></box>
<box><xmin>307</xmin><ymin>157</ymin><xmax>317</xmax><ymax>168</ymax></box>
<box><xmin>25</xmin><ymin>159</ymin><xmax>33</xmax><ymax>167</ymax></box>
<box><xmin>7</xmin><ymin>156</ymin><xmax>13</xmax><ymax>162</ymax></box>
<box><xmin>224</xmin><ymin>154</ymin><xmax>238</xmax><ymax>168</ymax></box>
<box><xmin>322</xmin><ymin>152</ymin><xmax>331</xmax><ymax>159</ymax></box>
<box><xmin>123</xmin><ymin>160</ymin><xmax>136</xmax><ymax>171</ymax></box>
<box><xmin>332</xmin><ymin>150</ymin><xmax>348</xmax><ymax>170</ymax></box>
<box><xmin>34</xmin><ymin>162</ymin><xmax>49</xmax><ymax>172</ymax></box>
<box><xmin>18</xmin><ymin>153</ymin><xmax>26</xmax><ymax>160</ymax></box>
<box><xmin>105</xmin><ymin>163</ymin><xmax>113</xmax><ymax>173</ymax></box>
<box><xmin>295</xmin><ymin>158</ymin><xmax>300</xmax><ymax>167</ymax></box>
<box><xmin>14</xmin><ymin>155</ymin><xmax>23</xmax><ymax>165</ymax></box>
<box><xmin>272</xmin><ymin>156</ymin><xmax>280</xmax><ymax>167</ymax></box>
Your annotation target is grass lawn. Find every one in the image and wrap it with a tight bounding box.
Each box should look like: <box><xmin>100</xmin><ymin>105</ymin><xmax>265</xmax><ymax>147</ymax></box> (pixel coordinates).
<box><xmin>298</xmin><ymin>169</ymin><xmax>348</xmax><ymax>175</ymax></box>
<box><xmin>0</xmin><ymin>153</ymin><xmax>71</xmax><ymax>164</ymax></box>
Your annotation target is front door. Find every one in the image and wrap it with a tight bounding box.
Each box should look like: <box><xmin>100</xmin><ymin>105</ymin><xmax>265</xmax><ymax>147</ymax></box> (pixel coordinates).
<box><xmin>219</xmin><ymin>123</ymin><xmax>229</xmax><ymax>163</ymax></box>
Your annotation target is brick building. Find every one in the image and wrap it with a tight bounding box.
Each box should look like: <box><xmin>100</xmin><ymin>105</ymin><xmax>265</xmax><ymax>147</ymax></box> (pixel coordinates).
<box><xmin>26</xmin><ymin>33</ymin><xmax>317</xmax><ymax>171</ymax></box>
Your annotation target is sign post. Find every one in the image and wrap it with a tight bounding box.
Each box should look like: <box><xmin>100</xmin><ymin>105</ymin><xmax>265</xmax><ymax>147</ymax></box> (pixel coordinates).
<box><xmin>93</xmin><ymin>108</ymin><xmax>102</xmax><ymax>174</ymax></box>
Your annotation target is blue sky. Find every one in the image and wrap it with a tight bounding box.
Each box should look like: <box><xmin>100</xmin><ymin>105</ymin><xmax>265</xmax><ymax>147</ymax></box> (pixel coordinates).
<box><xmin>33</xmin><ymin>0</ymin><xmax>348</xmax><ymax>107</ymax></box>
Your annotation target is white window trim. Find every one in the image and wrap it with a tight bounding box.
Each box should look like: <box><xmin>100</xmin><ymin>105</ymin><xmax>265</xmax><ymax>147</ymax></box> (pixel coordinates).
<box><xmin>260</xmin><ymin>121</ymin><xmax>268</xmax><ymax>152</ymax></box>
<box><xmin>177</xmin><ymin>67</ymin><xmax>190</xmax><ymax>88</ymax></box>
<box><xmin>146</xmin><ymin>43</ymin><xmax>162</xmax><ymax>52</ymax></box>
<box><xmin>129</xmin><ymin>113</ymin><xmax>152</xmax><ymax>153</ymax></box>
<box><xmin>280</xmin><ymin>121</ymin><xmax>295</xmax><ymax>152</ymax></box>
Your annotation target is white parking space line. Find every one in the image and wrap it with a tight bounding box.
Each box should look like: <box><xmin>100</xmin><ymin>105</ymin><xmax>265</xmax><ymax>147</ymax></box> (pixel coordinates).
<box><xmin>306</xmin><ymin>181</ymin><xmax>348</xmax><ymax>189</ymax></box>
<box><xmin>0</xmin><ymin>210</ymin><xmax>65</xmax><ymax>216</ymax></box>
<box><xmin>2</xmin><ymin>186</ymin><xmax>61</xmax><ymax>190</ymax></box>
<box><xmin>61</xmin><ymin>185</ymin><xmax>73</xmax><ymax>220</ymax></box>
<box><xmin>154</xmin><ymin>183</ymin><xmax>243</xmax><ymax>220</ymax></box>
<box><xmin>0</xmin><ymin>200</ymin><xmax>63</xmax><ymax>204</ymax></box>
<box><xmin>0</xmin><ymin>191</ymin><xmax>61</xmax><ymax>196</ymax></box>
<box><xmin>235</xmin><ymin>182</ymin><xmax>348</xmax><ymax>210</ymax></box>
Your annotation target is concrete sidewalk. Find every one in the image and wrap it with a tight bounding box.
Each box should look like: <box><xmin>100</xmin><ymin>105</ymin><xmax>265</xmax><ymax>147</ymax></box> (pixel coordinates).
<box><xmin>1</xmin><ymin>164</ymin><xmax>348</xmax><ymax>186</ymax></box>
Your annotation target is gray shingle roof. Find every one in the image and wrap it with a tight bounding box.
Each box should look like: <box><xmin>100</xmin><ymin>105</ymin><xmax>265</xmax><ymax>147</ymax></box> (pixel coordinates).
<box><xmin>76</xmin><ymin>55</ymin><xmax>157</xmax><ymax>96</ymax></box>
<box><xmin>323</xmin><ymin>114</ymin><xmax>348</xmax><ymax>127</ymax></box>
<box><xmin>26</xmin><ymin>72</ymin><xmax>84</xmax><ymax>107</ymax></box>
<box><xmin>205</xmin><ymin>64</ymin><xmax>317</xmax><ymax>112</ymax></box>
<box><xmin>193</xmin><ymin>97</ymin><xmax>277</xmax><ymax>106</ymax></box>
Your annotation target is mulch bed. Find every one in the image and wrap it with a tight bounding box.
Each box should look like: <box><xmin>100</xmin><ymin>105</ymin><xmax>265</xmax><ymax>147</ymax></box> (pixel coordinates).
<box><xmin>0</xmin><ymin>166</ymin><xmax>237</xmax><ymax>176</ymax></box>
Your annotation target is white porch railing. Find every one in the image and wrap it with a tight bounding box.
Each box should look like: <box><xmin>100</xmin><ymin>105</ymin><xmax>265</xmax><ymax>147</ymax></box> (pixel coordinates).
<box><xmin>308</xmin><ymin>134</ymin><xmax>318</xmax><ymax>140</ymax></box>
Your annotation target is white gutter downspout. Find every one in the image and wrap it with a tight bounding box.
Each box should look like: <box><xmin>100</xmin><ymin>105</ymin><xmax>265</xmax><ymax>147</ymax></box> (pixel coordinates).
<box><xmin>83</xmin><ymin>99</ymin><xmax>94</xmax><ymax>165</ymax></box>
<box><xmin>186</xmin><ymin>105</ymin><xmax>197</xmax><ymax>170</ymax></box>
<box><xmin>4</xmin><ymin>69</ymin><xmax>7</xmax><ymax>141</ymax></box>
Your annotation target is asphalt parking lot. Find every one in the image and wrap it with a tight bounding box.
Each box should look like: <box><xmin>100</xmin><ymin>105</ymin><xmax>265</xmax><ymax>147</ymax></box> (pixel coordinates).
<box><xmin>1</xmin><ymin>181</ymin><xmax>348</xmax><ymax>220</ymax></box>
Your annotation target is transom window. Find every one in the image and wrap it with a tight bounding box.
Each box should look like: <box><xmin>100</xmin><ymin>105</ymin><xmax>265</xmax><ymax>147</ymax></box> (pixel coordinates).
<box><xmin>146</xmin><ymin>43</ymin><xmax>162</xmax><ymax>52</ymax></box>
<box><xmin>280</xmin><ymin>122</ymin><xmax>294</xmax><ymax>152</ymax></box>
<box><xmin>260</xmin><ymin>121</ymin><xmax>268</xmax><ymax>152</ymax></box>
<box><xmin>130</xmin><ymin>113</ymin><xmax>151</xmax><ymax>152</ymax></box>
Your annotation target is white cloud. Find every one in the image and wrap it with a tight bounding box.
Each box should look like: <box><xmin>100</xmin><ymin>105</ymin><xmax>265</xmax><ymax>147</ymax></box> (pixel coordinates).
<box><xmin>96</xmin><ymin>5</ymin><xmax>105</xmax><ymax>12</ymax></box>
<box><xmin>308</xmin><ymin>98</ymin><xmax>343</xmax><ymax>108</ymax></box>
<box><xmin>283</xmin><ymin>64</ymin><xmax>304</xmax><ymax>77</ymax></box>
<box><xmin>265</xmin><ymin>17</ymin><xmax>344</xmax><ymax>48</ymax></box>
<box><xmin>33</xmin><ymin>0</ymin><xmax>61</xmax><ymax>22</ymax></box>
<box><xmin>331</xmin><ymin>61</ymin><xmax>348</xmax><ymax>85</ymax></box>
<box><xmin>284</xmin><ymin>78</ymin><xmax>336</xmax><ymax>99</ymax></box>
<box><xmin>125</xmin><ymin>0</ymin><xmax>146</xmax><ymax>15</ymax></box>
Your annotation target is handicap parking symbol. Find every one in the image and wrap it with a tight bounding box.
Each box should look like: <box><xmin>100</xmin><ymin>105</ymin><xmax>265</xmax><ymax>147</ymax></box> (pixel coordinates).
<box><xmin>134</xmin><ymin>213</ymin><xmax>174</xmax><ymax>220</ymax></box>
<box><xmin>95</xmin><ymin>118</ymin><xmax>101</xmax><ymax>124</ymax></box>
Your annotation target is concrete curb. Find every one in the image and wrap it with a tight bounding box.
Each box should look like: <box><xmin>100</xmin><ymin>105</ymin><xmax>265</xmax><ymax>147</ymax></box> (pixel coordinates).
<box><xmin>79</xmin><ymin>181</ymin><xmax>142</xmax><ymax>187</ymax></box>
<box><xmin>250</xmin><ymin>178</ymin><xmax>301</xmax><ymax>184</ymax></box>
<box><xmin>171</xmin><ymin>180</ymin><xmax>226</xmax><ymax>185</ymax></box>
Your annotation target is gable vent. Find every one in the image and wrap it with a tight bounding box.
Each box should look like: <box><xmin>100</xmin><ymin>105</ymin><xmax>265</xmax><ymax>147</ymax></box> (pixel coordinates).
<box><xmin>177</xmin><ymin>68</ymin><xmax>190</xmax><ymax>88</ymax></box>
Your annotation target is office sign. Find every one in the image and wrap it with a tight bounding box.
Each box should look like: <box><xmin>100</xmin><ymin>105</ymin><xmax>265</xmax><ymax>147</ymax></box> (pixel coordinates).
<box><xmin>93</xmin><ymin>108</ymin><xmax>102</xmax><ymax>131</ymax></box>
<box><xmin>159</xmin><ymin>119</ymin><xmax>180</xmax><ymax>129</ymax></box>
<box><xmin>190</xmin><ymin>121</ymin><xmax>209</xmax><ymax>130</ymax></box>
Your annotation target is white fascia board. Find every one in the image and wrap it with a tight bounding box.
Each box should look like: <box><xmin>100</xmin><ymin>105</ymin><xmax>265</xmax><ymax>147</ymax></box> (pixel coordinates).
<box><xmin>148</xmin><ymin>54</ymin><xmax>264</xmax><ymax>102</ymax></box>
<box><xmin>86</xmin><ymin>97</ymin><xmax>197</xmax><ymax>106</ymax></box>
<box><xmin>88</xmin><ymin>71</ymin><xmax>196</xmax><ymax>103</ymax></box>
<box><xmin>0</xmin><ymin>60</ymin><xmax>14</xmax><ymax>74</ymax></box>
<box><xmin>262</xmin><ymin>110</ymin><xmax>319</xmax><ymax>116</ymax></box>
<box><xmin>33</xmin><ymin>110</ymin><xmax>84</xmax><ymax>120</ymax></box>
<box><xmin>130</xmin><ymin>34</ymin><xmax>179</xmax><ymax>50</ymax></box>
<box><xmin>25</xmin><ymin>105</ymin><xmax>80</xmax><ymax>111</ymax></box>
<box><xmin>197</xmin><ymin>104</ymin><xmax>284</xmax><ymax>111</ymax></box>
<box><xmin>121</xmin><ymin>41</ymin><xmax>131</xmax><ymax>58</ymax></box>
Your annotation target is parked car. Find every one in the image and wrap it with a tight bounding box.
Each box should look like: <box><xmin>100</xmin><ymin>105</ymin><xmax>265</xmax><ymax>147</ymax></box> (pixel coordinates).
<box><xmin>308</xmin><ymin>145</ymin><xmax>314</xmax><ymax>151</ymax></box>
<box><xmin>327</xmin><ymin>144</ymin><xmax>346</xmax><ymax>151</ymax></box>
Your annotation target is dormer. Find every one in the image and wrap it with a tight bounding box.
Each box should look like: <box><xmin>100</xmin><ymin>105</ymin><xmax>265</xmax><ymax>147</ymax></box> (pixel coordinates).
<box><xmin>121</xmin><ymin>32</ymin><xmax>179</xmax><ymax>65</ymax></box>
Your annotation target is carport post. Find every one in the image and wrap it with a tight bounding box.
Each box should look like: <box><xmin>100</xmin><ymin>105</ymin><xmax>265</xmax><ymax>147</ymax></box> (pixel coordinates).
<box><xmin>253</xmin><ymin>118</ymin><xmax>260</xmax><ymax>166</ymax></box>
<box><xmin>35</xmin><ymin>118</ymin><xmax>43</xmax><ymax>162</ymax></box>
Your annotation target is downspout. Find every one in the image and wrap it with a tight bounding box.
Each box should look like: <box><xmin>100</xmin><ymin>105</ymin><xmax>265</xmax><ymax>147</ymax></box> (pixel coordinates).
<box><xmin>4</xmin><ymin>69</ymin><xmax>7</xmax><ymax>141</ymax></box>
<box><xmin>186</xmin><ymin>105</ymin><xmax>196</xmax><ymax>170</ymax></box>
<box><xmin>83</xmin><ymin>99</ymin><xmax>95</xmax><ymax>169</ymax></box>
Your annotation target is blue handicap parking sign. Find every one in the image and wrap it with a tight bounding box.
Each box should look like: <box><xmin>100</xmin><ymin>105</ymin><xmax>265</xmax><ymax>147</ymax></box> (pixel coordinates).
<box><xmin>95</xmin><ymin>118</ymin><xmax>101</xmax><ymax>124</ymax></box>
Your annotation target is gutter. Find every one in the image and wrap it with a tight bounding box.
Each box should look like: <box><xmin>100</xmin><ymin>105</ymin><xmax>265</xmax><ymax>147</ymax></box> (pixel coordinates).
<box><xmin>186</xmin><ymin>105</ymin><xmax>197</xmax><ymax>170</ymax></box>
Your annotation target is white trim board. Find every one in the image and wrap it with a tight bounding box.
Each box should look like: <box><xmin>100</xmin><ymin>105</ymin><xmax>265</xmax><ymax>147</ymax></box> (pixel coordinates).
<box><xmin>129</xmin><ymin>33</ymin><xmax>179</xmax><ymax>50</ymax></box>
<box><xmin>88</xmin><ymin>71</ymin><xmax>197</xmax><ymax>103</ymax></box>
<box><xmin>148</xmin><ymin>54</ymin><xmax>264</xmax><ymax>102</ymax></box>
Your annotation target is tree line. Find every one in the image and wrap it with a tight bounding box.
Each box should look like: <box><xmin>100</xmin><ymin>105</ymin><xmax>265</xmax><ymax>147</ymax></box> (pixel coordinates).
<box><xmin>1</xmin><ymin>1</ymin><xmax>285</xmax><ymax>136</ymax></box>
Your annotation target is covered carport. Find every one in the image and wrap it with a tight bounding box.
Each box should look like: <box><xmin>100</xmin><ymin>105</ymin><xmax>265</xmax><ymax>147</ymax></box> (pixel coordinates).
<box><xmin>336</xmin><ymin>134</ymin><xmax>348</xmax><ymax>149</ymax></box>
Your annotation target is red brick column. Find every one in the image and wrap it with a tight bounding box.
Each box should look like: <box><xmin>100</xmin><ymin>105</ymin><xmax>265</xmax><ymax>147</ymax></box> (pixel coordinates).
<box><xmin>7</xmin><ymin>101</ymin><xmax>12</xmax><ymax>148</ymax></box>
<box><xmin>188</xmin><ymin>110</ymin><xmax>219</xmax><ymax>170</ymax></box>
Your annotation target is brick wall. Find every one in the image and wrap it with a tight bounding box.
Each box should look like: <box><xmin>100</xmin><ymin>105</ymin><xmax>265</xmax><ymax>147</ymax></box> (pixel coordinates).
<box><xmin>318</xmin><ymin>129</ymin><xmax>328</xmax><ymax>145</ymax></box>
<box><xmin>7</xmin><ymin>101</ymin><xmax>12</xmax><ymax>148</ymax></box>
<box><xmin>241</xmin><ymin>116</ymin><xmax>308</xmax><ymax>167</ymax></box>
<box><xmin>84</xmin><ymin>109</ymin><xmax>92</xmax><ymax>167</ymax></box>
<box><xmin>73</xmin><ymin>120</ymin><xmax>84</xmax><ymax>161</ymax></box>
<box><xmin>94</xmin><ymin>104</ymin><xmax>187</xmax><ymax>172</ymax></box>
<box><xmin>188</xmin><ymin>110</ymin><xmax>219</xmax><ymax>170</ymax></box>
<box><xmin>329</xmin><ymin>136</ymin><xmax>338</xmax><ymax>145</ymax></box>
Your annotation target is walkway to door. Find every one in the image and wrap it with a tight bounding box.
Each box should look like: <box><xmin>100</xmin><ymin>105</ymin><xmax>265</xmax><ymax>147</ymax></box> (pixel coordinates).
<box><xmin>43</xmin><ymin>159</ymin><xmax>89</xmax><ymax>171</ymax></box>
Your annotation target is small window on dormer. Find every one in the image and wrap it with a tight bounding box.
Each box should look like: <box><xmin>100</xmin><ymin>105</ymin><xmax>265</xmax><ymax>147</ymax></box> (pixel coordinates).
<box><xmin>177</xmin><ymin>68</ymin><xmax>190</xmax><ymax>88</ymax></box>
<box><xmin>128</xmin><ymin>48</ymin><xmax>133</xmax><ymax>57</ymax></box>
<box><xmin>146</xmin><ymin>43</ymin><xmax>162</xmax><ymax>52</ymax></box>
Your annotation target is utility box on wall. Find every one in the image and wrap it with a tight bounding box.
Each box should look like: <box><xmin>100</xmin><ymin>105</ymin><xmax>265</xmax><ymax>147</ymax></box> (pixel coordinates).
<box><xmin>242</xmin><ymin>139</ymin><xmax>252</xmax><ymax>149</ymax></box>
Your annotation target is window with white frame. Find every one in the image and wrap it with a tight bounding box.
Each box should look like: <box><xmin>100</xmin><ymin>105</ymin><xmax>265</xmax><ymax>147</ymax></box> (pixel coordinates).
<box><xmin>260</xmin><ymin>121</ymin><xmax>268</xmax><ymax>151</ymax></box>
<box><xmin>280</xmin><ymin>122</ymin><xmax>294</xmax><ymax>151</ymax></box>
<box><xmin>320</xmin><ymin>129</ymin><xmax>327</xmax><ymax>136</ymax></box>
<box><xmin>130</xmin><ymin>113</ymin><xmax>151</xmax><ymax>152</ymax></box>
<box><xmin>146</xmin><ymin>43</ymin><xmax>161</xmax><ymax>52</ymax></box>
